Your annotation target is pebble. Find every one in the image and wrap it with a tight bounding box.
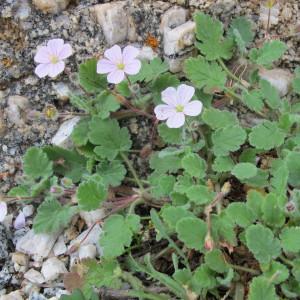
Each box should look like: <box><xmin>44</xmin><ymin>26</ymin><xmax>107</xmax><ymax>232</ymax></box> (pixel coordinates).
<box><xmin>78</xmin><ymin>244</ymin><xmax>97</xmax><ymax>260</ymax></box>
<box><xmin>6</xmin><ymin>95</ymin><xmax>29</xmax><ymax>127</ymax></box>
<box><xmin>0</xmin><ymin>224</ymin><xmax>9</xmax><ymax>260</ymax></box>
<box><xmin>160</xmin><ymin>7</ymin><xmax>187</xmax><ymax>33</ymax></box>
<box><xmin>24</xmin><ymin>269</ymin><xmax>45</xmax><ymax>285</ymax></box>
<box><xmin>0</xmin><ymin>290</ymin><xmax>24</xmax><ymax>300</ymax></box>
<box><xmin>22</xmin><ymin>205</ymin><xmax>34</xmax><ymax>218</ymax></box>
<box><xmin>11</xmin><ymin>252</ymin><xmax>29</xmax><ymax>267</ymax></box>
<box><xmin>0</xmin><ymin>261</ymin><xmax>12</xmax><ymax>290</ymax></box>
<box><xmin>41</xmin><ymin>258</ymin><xmax>67</xmax><ymax>281</ymax></box>
<box><xmin>52</xmin><ymin>82</ymin><xmax>71</xmax><ymax>102</ymax></box>
<box><xmin>137</xmin><ymin>46</ymin><xmax>157</xmax><ymax>61</ymax></box>
<box><xmin>259</xmin><ymin>2</ymin><xmax>279</xmax><ymax>29</ymax></box>
<box><xmin>79</xmin><ymin>209</ymin><xmax>105</xmax><ymax>227</ymax></box>
<box><xmin>53</xmin><ymin>235</ymin><xmax>67</xmax><ymax>256</ymax></box>
<box><xmin>32</xmin><ymin>0</ymin><xmax>70</xmax><ymax>14</ymax></box>
<box><xmin>14</xmin><ymin>0</ymin><xmax>31</xmax><ymax>21</ymax></box>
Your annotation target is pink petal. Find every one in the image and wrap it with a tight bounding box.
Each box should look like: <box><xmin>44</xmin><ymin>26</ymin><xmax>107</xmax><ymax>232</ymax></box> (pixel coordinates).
<box><xmin>97</xmin><ymin>58</ymin><xmax>117</xmax><ymax>74</ymax></box>
<box><xmin>154</xmin><ymin>104</ymin><xmax>176</xmax><ymax>120</ymax></box>
<box><xmin>166</xmin><ymin>112</ymin><xmax>185</xmax><ymax>128</ymax></box>
<box><xmin>34</xmin><ymin>46</ymin><xmax>51</xmax><ymax>64</ymax></box>
<box><xmin>14</xmin><ymin>212</ymin><xmax>26</xmax><ymax>230</ymax></box>
<box><xmin>0</xmin><ymin>202</ymin><xmax>7</xmax><ymax>222</ymax></box>
<box><xmin>35</xmin><ymin>63</ymin><xmax>50</xmax><ymax>78</ymax></box>
<box><xmin>161</xmin><ymin>87</ymin><xmax>178</xmax><ymax>106</ymax></box>
<box><xmin>184</xmin><ymin>100</ymin><xmax>203</xmax><ymax>116</ymax></box>
<box><xmin>107</xmin><ymin>69</ymin><xmax>125</xmax><ymax>84</ymax></box>
<box><xmin>48</xmin><ymin>61</ymin><xmax>65</xmax><ymax>78</ymax></box>
<box><xmin>177</xmin><ymin>84</ymin><xmax>195</xmax><ymax>105</ymax></box>
<box><xmin>58</xmin><ymin>43</ymin><xmax>72</xmax><ymax>59</ymax></box>
<box><xmin>122</xmin><ymin>45</ymin><xmax>140</xmax><ymax>64</ymax></box>
<box><xmin>47</xmin><ymin>39</ymin><xmax>64</xmax><ymax>56</ymax></box>
<box><xmin>124</xmin><ymin>59</ymin><xmax>141</xmax><ymax>75</ymax></box>
<box><xmin>104</xmin><ymin>45</ymin><xmax>122</xmax><ymax>63</ymax></box>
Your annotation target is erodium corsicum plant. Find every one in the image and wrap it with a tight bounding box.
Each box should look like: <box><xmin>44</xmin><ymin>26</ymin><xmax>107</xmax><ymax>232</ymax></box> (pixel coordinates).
<box><xmin>4</xmin><ymin>12</ymin><xmax>300</xmax><ymax>299</ymax></box>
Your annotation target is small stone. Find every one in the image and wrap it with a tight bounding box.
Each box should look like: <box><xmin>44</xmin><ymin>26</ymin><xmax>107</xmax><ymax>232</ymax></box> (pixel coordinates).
<box><xmin>51</xmin><ymin>117</ymin><xmax>81</xmax><ymax>149</ymax></box>
<box><xmin>137</xmin><ymin>46</ymin><xmax>157</xmax><ymax>61</ymax></box>
<box><xmin>14</xmin><ymin>0</ymin><xmax>31</xmax><ymax>20</ymax></box>
<box><xmin>160</xmin><ymin>7</ymin><xmax>187</xmax><ymax>33</ymax></box>
<box><xmin>259</xmin><ymin>68</ymin><xmax>293</xmax><ymax>97</ymax></box>
<box><xmin>6</xmin><ymin>95</ymin><xmax>29</xmax><ymax>127</ymax></box>
<box><xmin>22</xmin><ymin>205</ymin><xmax>34</xmax><ymax>218</ymax></box>
<box><xmin>0</xmin><ymin>224</ymin><xmax>9</xmax><ymax>260</ymax></box>
<box><xmin>0</xmin><ymin>261</ymin><xmax>12</xmax><ymax>290</ymax></box>
<box><xmin>53</xmin><ymin>235</ymin><xmax>67</xmax><ymax>256</ymax></box>
<box><xmin>260</xmin><ymin>3</ymin><xmax>280</xmax><ymax>29</ymax></box>
<box><xmin>0</xmin><ymin>290</ymin><xmax>23</xmax><ymax>300</ymax></box>
<box><xmin>79</xmin><ymin>209</ymin><xmax>105</xmax><ymax>227</ymax></box>
<box><xmin>24</xmin><ymin>269</ymin><xmax>45</xmax><ymax>285</ymax></box>
<box><xmin>165</xmin><ymin>55</ymin><xmax>186</xmax><ymax>73</ymax></box>
<box><xmin>16</xmin><ymin>229</ymin><xmax>60</xmax><ymax>259</ymax></box>
<box><xmin>11</xmin><ymin>252</ymin><xmax>29</xmax><ymax>267</ymax></box>
<box><xmin>41</xmin><ymin>258</ymin><xmax>67</xmax><ymax>281</ymax></box>
<box><xmin>32</xmin><ymin>0</ymin><xmax>70</xmax><ymax>14</ymax></box>
<box><xmin>78</xmin><ymin>244</ymin><xmax>97</xmax><ymax>260</ymax></box>
<box><xmin>52</xmin><ymin>82</ymin><xmax>71</xmax><ymax>102</ymax></box>
<box><xmin>92</xmin><ymin>2</ymin><xmax>132</xmax><ymax>45</ymax></box>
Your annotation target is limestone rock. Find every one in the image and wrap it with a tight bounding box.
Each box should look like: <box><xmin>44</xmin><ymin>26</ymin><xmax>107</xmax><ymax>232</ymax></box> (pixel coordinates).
<box><xmin>78</xmin><ymin>244</ymin><xmax>97</xmax><ymax>260</ymax></box>
<box><xmin>41</xmin><ymin>258</ymin><xmax>67</xmax><ymax>281</ymax></box>
<box><xmin>138</xmin><ymin>46</ymin><xmax>158</xmax><ymax>61</ymax></box>
<box><xmin>51</xmin><ymin>117</ymin><xmax>80</xmax><ymax>149</ymax></box>
<box><xmin>160</xmin><ymin>7</ymin><xmax>187</xmax><ymax>33</ymax></box>
<box><xmin>53</xmin><ymin>235</ymin><xmax>67</xmax><ymax>256</ymax></box>
<box><xmin>32</xmin><ymin>0</ymin><xmax>70</xmax><ymax>14</ymax></box>
<box><xmin>79</xmin><ymin>209</ymin><xmax>105</xmax><ymax>227</ymax></box>
<box><xmin>0</xmin><ymin>290</ymin><xmax>24</xmax><ymax>300</ymax></box>
<box><xmin>11</xmin><ymin>252</ymin><xmax>29</xmax><ymax>267</ymax></box>
<box><xmin>16</xmin><ymin>229</ymin><xmax>59</xmax><ymax>259</ymax></box>
<box><xmin>259</xmin><ymin>68</ymin><xmax>293</xmax><ymax>97</ymax></box>
<box><xmin>52</xmin><ymin>82</ymin><xmax>71</xmax><ymax>102</ymax></box>
<box><xmin>6</xmin><ymin>95</ymin><xmax>29</xmax><ymax>127</ymax></box>
<box><xmin>24</xmin><ymin>269</ymin><xmax>45</xmax><ymax>285</ymax></box>
<box><xmin>260</xmin><ymin>2</ymin><xmax>280</xmax><ymax>29</ymax></box>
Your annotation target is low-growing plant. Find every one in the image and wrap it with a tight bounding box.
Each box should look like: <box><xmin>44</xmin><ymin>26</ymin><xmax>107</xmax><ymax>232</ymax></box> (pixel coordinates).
<box><xmin>3</xmin><ymin>11</ymin><xmax>300</xmax><ymax>300</ymax></box>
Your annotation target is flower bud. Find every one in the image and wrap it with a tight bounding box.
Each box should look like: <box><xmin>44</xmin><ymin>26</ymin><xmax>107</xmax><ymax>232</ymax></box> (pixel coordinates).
<box><xmin>221</xmin><ymin>182</ymin><xmax>231</xmax><ymax>196</ymax></box>
<box><xmin>43</xmin><ymin>104</ymin><xmax>58</xmax><ymax>120</ymax></box>
<box><xmin>50</xmin><ymin>185</ymin><xmax>64</xmax><ymax>196</ymax></box>
<box><xmin>61</xmin><ymin>177</ymin><xmax>73</xmax><ymax>188</ymax></box>
<box><xmin>285</xmin><ymin>201</ymin><xmax>297</xmax><ymax>213</ymax></box>
<box><xmin>204</xmin><ymin>233</ymin><xmax>214</xmax><ymax>251</ymax></box>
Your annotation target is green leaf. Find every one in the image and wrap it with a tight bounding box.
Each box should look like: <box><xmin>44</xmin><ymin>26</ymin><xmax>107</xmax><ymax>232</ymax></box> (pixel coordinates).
<box><xmin>158</xmin><ymin>123</ymin><xmax>182</xmax><ymax>144</ymax></box>
<box><xmin>249</xmin><ymin>40</ymin><xmax>287</xmax><ymax>67</ymax></box>
<box><xmin>242</xmin><ymin>90</ymin><xmax>264</xmax><ymax>112</ymax></box>
<box><xmin>262</xmin><ymin>193</ymin><xmax>285</xmax><ymax>228</ymax></box>
<box><xmin>186</xmin><ymin>185</ymin><xmax>215</xmax><ymax>205</ymax></box>
<box><xmin>96</xmin><ymin>160</ymin><xmax>126</xmax><ymax>187</ymax></box>
<box><xmin>94</xmin><ymin>91</ymin><xmax>120</xmax><ymax>119</ymax></box>
<box><xmin>79</xmin><ymin>59</ymin><xmax>106</xmax><ymax>93</ymax></box>
<box><xmin>280</xmin><ymin>227</ymin><xmax>300</xmax><ymax>253</ymax></box>
<box><xmin>70</xmin><ymin>95</ymin><xmax>92</xmax><ymax>113</ymax></box>
<box><xmin>181</xmin><ymin>153</ymin><xmax>206</xmax><ymax>178</ymax></box>
<box><xmin>242</xmin><ymin>169</ymin><xmax>269</xmax><ymax>188</ymax></box>
<box><xmin>71</xmin><ymin>118</ymin><xmax>90</xmax><ymax>147</ymax></box>
<box><xmin>270</xmin><ymin>161</ymin><xmax>289</xmax><ymax>195</ymax></box>
<box><xmin>149</xmin><ymin>152</ymin><xmax>181</xmax><ymax>174</ymax></box>
<box><xmin>205</xmin><ymin>249</ymin><xmax>229</xmax><ymax>273</ymax></box>
<box><xmin>130</xmin><ymin>58</ymin><xmax>168</xmax><ymax>83</ymax></box>
<box><xmin>292</xmin><ymin>67</ymin><xmax>300</xmax><ymax>95</ymax></box>
<box><xmin>161</xmin><ymin>206</ymin><xmax>195</xmax><ymax>230</ymax></box>
<box><xmin>60</xmin><ymin>289</ymin><xmax>86</xmax><ymax>300</ymax></box>
<box><xmin>76</xmin><ymin>178</ymin><xmax>107</xmax><ymax>211</ymax></box>
<box><xmin>245</xmin><ymin>224</ymin><xmax>281</xmax><ymax>264</ymax></box>
<box><xmin>246</xmin><ymin>190</ymin><xmax>264</xmax><ymax>219</ymax></box>
<box><xmin>174</xmin><ymin>173</ymin><xmax>193</xmax><ymax>194</ymax></box>
<box><xmin>231</xmin><ymin>163</ymin><xmax>257</xmax><ymax>180</ymax></box>
<box><xmin>192</xmin><ymin>264</ymin><xmax>217</xmax><ymax>291</ymax></box>
<box><xmin>89</xmin><ymin>117</ymin><xmax>132</xmax><ymax>160</ymax></box>
<box><xmin>286</xmin><ymin>151</ymin><xmax>300</xmax><ymax>187</ymax></box>
<box><xmin>260</xmin><ymin>79</ymin><xmax>281</xmax><ymax>109</ymax></box>
<box><xmin>184</xmin><ymin>56</ymin><xmax>226</xmax><ymax>93</ymax></box>
<box><xmin>226</xmin><ymin>202</ymin><xmax>256</xmax><ymax>228</ymax></box>
<box><xmin>263</xmin><ymin>261</ymin><xmax>289</xmax><ymax>284</ymax></box>
<box><xmin>212</xmin><ymin>125</ymin><xmax>247</xmax><ymax>156</ymax></box>
<box><xmin>176</xmin><ymin>217</ymin><xmax>207</xmax><ymax>251</ymax></box>
<box><xmin>194</xmin><ymin>13</ymin><xmax>234</xmax><ymax>60</ymax></box>
<box><xmin>212</xmin><ymin>156</ymin><xmax>235</xmax><ymax>172</ymax></box>
<box><xmin>229</xmin><ymin>17</ymin><xmax>254</xmax><ymax>52</ymax></box>
<box><xmin>148</xmin><ymin>174</ymin><xmax>175</xmax><ymax>198</ymax></box>
<box><xmin>201</xmin><ymin>108</ymin><xmax>238</xmax><ymax>129</ymax></box>
<box><xmin>249</xmin><ymin>121</ymin><xmax>286</xmax><ymax>150</ymax></box>
<box><xmin>33</xmin><ymin>197</ymin><xmax>78</xmax><ymax>233</ymax></box>
<box><xmin>100</xmin><ymin>214</ymin><xmax>140</xmax><ymax>258</ymax></box>
<box><xmin>248</xmin><ymin>277</ymin><xmax>279</xmax><ymax>300</ymax></box>
<box><xmin>23</xmin><ymin>147</ymin><xmax>53</xmax><ymax>179</ymax></box>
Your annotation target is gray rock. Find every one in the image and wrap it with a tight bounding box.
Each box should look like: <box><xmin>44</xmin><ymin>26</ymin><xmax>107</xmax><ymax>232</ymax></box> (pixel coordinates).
<box><xmin>6</xmin><ymin>95</ymin><xmax>29</xmax><ymax>127</ymax></box>
<box><xmin>260</xmin><ymin>2</ymin><xmax>280</xmax><ymax>29</ymax></box>
<box><xmin>28</xmin><ymin>292</ymin><xmax>47</xmax><ymax>300</ymax></box>
<box><xmin>41</xmin><ymin>257</ymin><xmax>67</xmax><ymax>281</ymax></box>
<box><xmin>53</xmin><ymin>235</ymin><xmax>67</xmax><ymax>256</ymax></box>
<box><xmin>78</xmin><ymin>244</ymin><xmax>97</xmax><ymax>260</ymax></box>
<box><xmin>52</xmin><ymin>82</ymin><xmax>71</xmax><ymax>102</ymax></box>
<box><xmin>0</xmin><ymin>224</ymin><xmax>9</xmax><ymax>260</ymax></box>
<box><xmin>14</xmin><ymin>0</ymin><xmax>31</xmax><ymax>21</ymax></box>
<box><xmin>22</xmin><ymin>205</ymin><xmax>34</xmax><ymax>218</ymax></box>
<box><xmin>160</xmin><ymin>6</ymin><xmax>187</xmax><ymax>33</ymax></box>
<box><xmin>24</xmin><ymin>269</ymin><xmax>45</xmax><ymax>285</ymax></box>
<box><xmin>0</xmin><ymin>290</ymin><xmax>24</xmax><ymax>300</ymax></box>
<box><xmin>32</xmin><ymin>0</ymin><xmax>70</xmax><ymax>14</ymax></box>
<box><xmin>79</xmin><ymin>209</ymin><xmax>105</xmax><ymax>227</ymax></box>
<box><xmin>0</xmin><ymin>261</ymin><xmax>12</xmax><ymax>290</ymax></box>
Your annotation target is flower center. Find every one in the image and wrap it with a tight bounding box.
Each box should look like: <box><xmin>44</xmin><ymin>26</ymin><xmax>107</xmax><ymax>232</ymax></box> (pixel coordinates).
<box><xmin>175</xmin><ymin>105</ymin><xmax>184</xmax><ymax>112</ymax></box>
<box><xmin>117</xmin><ymin>63</ymin><xmax>125</xmax><ymax>70</ymax></box>
<box><xmin>49</xmin><ymin>55</ymin><xmax>59</xmax><ymax>64</ymax></box>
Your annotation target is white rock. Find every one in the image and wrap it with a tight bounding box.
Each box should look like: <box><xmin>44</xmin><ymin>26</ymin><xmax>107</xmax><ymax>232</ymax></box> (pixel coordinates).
<box><xmin>52</xmin><ymin>82</ymin><xmax>71</xmax><ymax>102</ymax></box>
<box><xmin>16</xmin><ymin>229</ymin><xmax>59</xmax><ymax>259</ymax></box>
<box><xmin>259</xmin><ymin>68</ymin><xmax>293</xmax><ymax>97</ymax></box>
<box><xmin>22</xmin><ymin>205</ymin><xmax>34</xmax><ymax>218</ymax></box>
<box><xmin>80</xmin><ymin>209</ymin><xmax>105</xmax><ymax>227</ymax></box>
<box><xmin>6</xmin><ymin>95</ymin><xmax>29</xmax><ymax>127</ymax></box>
<box><xmin>32</xmin><ymin>0</ymin><xmax>70</xmax><ymax>14</ymax></box>
<box><xmin>260</xmin><ymin>3</ymin><xmax>280</xmax><ymax>29</ymax></box>
<box><xmin>0</xmin><ymin>290</ymin><xmax>24</xmax><ymax>300</ymax></box>
<box><xmin>53</xmin><ymin>235</ymin><xmax>67</xmax><ymax>256</ymax></box>
<box><xmin>15</xmin><ymin>0</ymin><xmax>31</xmax><ymax>20</ymax></box>
<box><xmin>51</xmin><ymin>117</ymin><xmax>81</xmax><ymax>149</ymax></box>
<box><xmin>137</xmin><ymin>46</ymin><xmax>158</xmax><ymax>61</ymax></box>
<box><xmin>24</xmin><ymin>269</ymin><xmax>45</xmax><ymax>285</ymax></box>
<box><xmin>78</xmin><ymin>244</ymin><xmax>97</xmax><ymax>260</ymax></box>
<box><xmin>11</xmin><ymin>252</ymin><xmax>29</xmax><ymax>266</ymax></box>
<box><xmin>41</xmin><ymin>257</ymin><xmax>67</xmax><ymax>281</ymax></box>
<box><xmin>165</xmin><ymin>55</ymin><xmax>186</xmax><ymax>73</ymax></box>
<box><xmin>92</xmin><ymin>2</ymin><xmax>132</xmax><ymax>45</ymax></box>
<box><xmin>163</xmin><ymin>21</ymin><xmax>195</xmax><ymax>56</ymax></box>
<box><xmin>160</xmin><ymin>7</ymin><xmax>187</xmax><ymax>33</ymax></box>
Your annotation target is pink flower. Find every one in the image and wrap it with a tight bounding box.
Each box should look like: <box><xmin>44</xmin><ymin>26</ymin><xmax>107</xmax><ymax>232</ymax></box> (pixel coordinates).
<box><xmin>154</xmin><ymin>84</ymin><xmax>203</xmax><ymax>128</ymax></box>
<box><xmin>0</xmin><ymin>202</ymin><xmax>7</xmax><ymax>222</ymax></box>
<box><xmin>14</xmin><ymin>212</ymin><xmax>26</xmax><ymax>230</ymax></box>
<box><xmin>34</xmin><ymin>39</ymin><xmax>72</xmax><ymax>78</ymax></box>
<box><xmin>97</xmin><ymin>45</ymin><xmax>141</xmax><ymax>84</ymax></box>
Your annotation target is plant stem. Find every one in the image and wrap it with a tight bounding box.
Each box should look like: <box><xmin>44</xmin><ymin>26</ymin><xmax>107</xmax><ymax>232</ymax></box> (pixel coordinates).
<box><xmin>279</xmin><ymin>255</ymin><xmax>294</xmax><ymax>267</ymax></box>
<box><xmin>128</xmin><ymin>198</ymin><xmax>143</xmax><ymax>215</ymax></box>
<box><xmin>120</xmin><ymin>152</ymin><xmax>144</xmax><ymax>191</ymax></box>
<box><xmin>229</xmin><ymin>264</ymin><xmax>260</xmax><ymax>275</ymax></box>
